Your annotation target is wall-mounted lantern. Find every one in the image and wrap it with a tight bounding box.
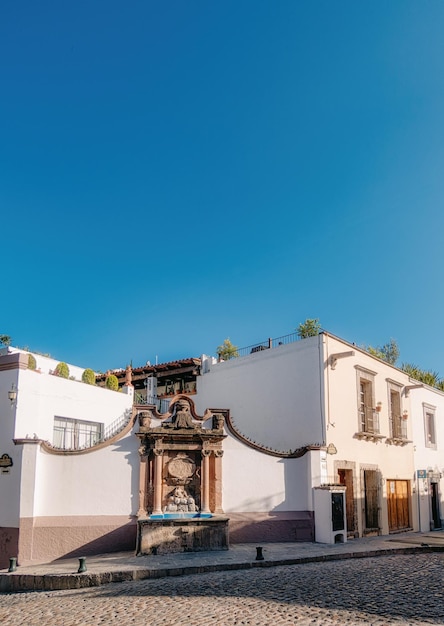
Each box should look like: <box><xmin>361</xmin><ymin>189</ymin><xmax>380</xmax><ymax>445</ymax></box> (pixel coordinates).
<box><xmin>8</xmin><ymin>383</ymin><xmax>17</xmax><ymax>407</ymax></box>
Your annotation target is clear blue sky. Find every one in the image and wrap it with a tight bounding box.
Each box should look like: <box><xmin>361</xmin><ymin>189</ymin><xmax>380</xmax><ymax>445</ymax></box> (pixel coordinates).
<box><xmin>2</xmin><ymin>1</ymin><xmax>444</xmax><ymax>373</ymax></box>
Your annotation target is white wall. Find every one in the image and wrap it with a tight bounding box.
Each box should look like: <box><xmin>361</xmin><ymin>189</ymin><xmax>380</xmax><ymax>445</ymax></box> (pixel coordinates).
<box><xmin>0</xmin><ymin>350</ymin><xmax>135</xmax><ymax>523</ymax></box>
<box><xmin>324</xmin><ymin>335</ymin><xmax>417</xmax><ymax>534</ymax></box>
<box><xmin>33</xmin><ymin>432</ymin><xmax>139</xmax><ymax>517</ymax></box>
<box><xmin>9</xmin><ymin>347</ymin><xmax>88</xmax><ymax>380</ymax></box>
<box><xmin>196</xmin><ymin>336</ymin><xmax>325</xmax><ymax>453</ymax></box>
<box><xmin>0</xmin><ymin>357</ymin><xmax>23</xmax><ymax>527</ymax></box>
<box><xmin>14</xmin><ymin>368</ymin><xmax>133</xmax><ymax>442</ymax></box>
<box><xmin>325</xmin><ymin>335</ymin><xmax>414</xmax><ymax>471</ymax></box>
<box><xmin>409</xmin><ymin>385</ymin><xmax>444</xmax><ymax>531</ymax></box>
<box><xmin>221</xmin><ymin>428</ymin><xmax>311</xmax><ymax>512</ymax></box>
<box><xmin>13</xmin><ymin>367</ymin><xmax>135</xmax><ymax>518</ymax></box>
<box><xmin>191</xmin><ymin>337</ymin><xmax>324</xmax><ymax>514</ymax></box>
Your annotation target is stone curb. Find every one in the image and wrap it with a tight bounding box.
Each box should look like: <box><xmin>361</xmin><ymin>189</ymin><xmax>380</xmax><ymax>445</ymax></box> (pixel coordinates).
<box><xmin>1</xmin><ymin>545</ymin><xmax>443</xmax><ymax>593</ymax></box>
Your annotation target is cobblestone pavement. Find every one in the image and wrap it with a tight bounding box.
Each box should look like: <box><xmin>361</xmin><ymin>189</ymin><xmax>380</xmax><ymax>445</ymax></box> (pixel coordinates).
<box><xmin>1</xmin><ymin>553</ymin><xmax>443</xmax><ymax>626</ymax></box>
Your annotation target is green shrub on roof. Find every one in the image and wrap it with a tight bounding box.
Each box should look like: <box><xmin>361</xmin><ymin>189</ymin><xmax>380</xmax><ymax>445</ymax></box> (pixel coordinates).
<box><xmin>54</xmin><ymin>362</ymin><xmax>70</xmax><ymax>378</ymax></box>
<box><xmin>105</xmin><ymin>374</ymin><xmax>119</xmax><ymax>391</ymax></box>
<box><xmin>82</xmin><ymin>368</ymin><xmax>96</xmax><ymax>385</ymax></box>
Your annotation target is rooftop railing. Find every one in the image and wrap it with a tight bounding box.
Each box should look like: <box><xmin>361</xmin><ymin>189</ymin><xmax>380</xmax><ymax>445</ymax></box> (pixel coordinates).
<box><xmin>134</xmin><ymin>393</ymin><xmax>171</xmax><ymax>413</ymax></box>
<box><xmin>235</xmin><ymin>332</ymin><xmax>300</xmax><ymax>358</ymax></box>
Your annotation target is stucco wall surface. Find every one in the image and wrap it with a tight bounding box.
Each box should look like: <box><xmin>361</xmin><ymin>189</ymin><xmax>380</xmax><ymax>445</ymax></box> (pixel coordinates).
<box><xmin>324</xmin><ymin>335</ymin><xmax>415</xmax><ymax>476</ymax></box>
<box><xmin>8</xmin><ymin>347</ymin><xmax>89</xmax><ymax>380</ymax></box>
<box><xmin>0</xmin><ymin>362</ymin><xmax>22</xmax><ymax>528</ymax></box>
<box><xmin>31</xmin><ymin>430</ymin><xmax>140</xmax><ymax>517</ymax></box>
<box><xmin>196</xmin><ymin>336</ymin><xmax>324</xmax><ymax>453</ymax></box>
<box><xmin>220</xmin><ymin>428</ymin><xmax>311</xmax><ymax>513</ymax></box>
<box><xmin>409</xmin><ymin>385</ymin><xmax>444</xmax><ymax>531</ymax></box>
<box><xmin>14</xmin><ymin>368</ymin><xmax>133</xmax><ymax>442</ymax></box>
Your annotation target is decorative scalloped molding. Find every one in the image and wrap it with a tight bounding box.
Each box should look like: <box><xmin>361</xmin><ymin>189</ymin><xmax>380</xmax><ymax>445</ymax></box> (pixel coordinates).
<box><xmin>209</xmin><ymin>408</ymin><xmax>323</xmax><ymax>458</ymax></box>
<box><xmin>15</xmin><ymin>409</ymin><xmax>138</xmax><ymax>456</ymax></box>
<box><xmin>136</xmin><ymin>394</ymin><xmax>212</xmax><ymax>422</ymax></box>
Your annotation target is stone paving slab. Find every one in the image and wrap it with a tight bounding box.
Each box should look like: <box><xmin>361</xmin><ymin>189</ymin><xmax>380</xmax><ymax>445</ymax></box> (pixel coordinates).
<box><xmin>1</xmin><ymin>530</ymin><xmax>443</xmax><ymax>592</ymax></box>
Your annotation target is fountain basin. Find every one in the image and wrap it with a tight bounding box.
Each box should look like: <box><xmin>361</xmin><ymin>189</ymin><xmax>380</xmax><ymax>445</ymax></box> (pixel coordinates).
<box><xmin>150</xmin><ymin>512</ymin><xmax>213</xmax><ymax>520</ymax></box>
<box><xmin>137</xmin><ymin>516</ymin><xmax>229</xmax><ymax>555</ymax></box>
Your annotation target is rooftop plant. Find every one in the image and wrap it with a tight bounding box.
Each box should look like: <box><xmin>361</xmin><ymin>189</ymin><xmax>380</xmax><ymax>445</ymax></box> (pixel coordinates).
<box><xmin>27</xmin><ymin>353</ymin><xmax>37</xmax><ymax>370</ymax></box>
<box><xmin>105</xmin><ymin>374</ymin><xmax>119</xmax><ymax>391</ymax></box>
<box><xmin>82</xmin><ymin>368</ymin><xmax>96</xmax><ymax>385</ymax></box>
<box><xmin>216</xmin><ymin>338</ymin><xmax>239</xmax><ymax>361</ymax></box>
<box><xmin>296</xmin><ymin>318</ymin><xmax>321</xmax><ymax>339</ymax></box>
<box><xmin>54</xmin><ymin>362</ymin><xmax>70</xmax><ymax>378</ymax></box>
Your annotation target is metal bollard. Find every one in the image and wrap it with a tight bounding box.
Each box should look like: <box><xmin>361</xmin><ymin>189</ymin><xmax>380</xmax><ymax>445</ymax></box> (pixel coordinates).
<box><xmin>77</xmin><ymin>557</ymin><xmax>87</xmax><ymax>573</ymax></box>
<box><xmin>8</xmin><ymin>557</ymin><xmax>17</xmax><ymax>572</ymax></box>
<box><xmin>255</xmin><ymin>546</ymin><xmax>264</xmax><ymax>561</ymax></box>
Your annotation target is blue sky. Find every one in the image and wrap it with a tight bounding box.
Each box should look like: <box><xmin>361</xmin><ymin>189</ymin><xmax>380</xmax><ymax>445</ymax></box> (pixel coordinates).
<box><xmin>2</xmin><ymin>1</ymin><xmax>444</xmax><ymax>373</ymax></box>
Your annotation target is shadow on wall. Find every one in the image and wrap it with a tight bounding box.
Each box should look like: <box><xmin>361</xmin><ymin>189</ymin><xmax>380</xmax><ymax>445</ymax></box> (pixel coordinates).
<box><xmin>0</xmin><ymin>527</ymin><xmax>19</xmax><ymax>569</ymax></box>
<box><xmin>109</xmin><ymin>428</ymin><xmax>140</xmax><ymax>518</ymax></box>
<box><xmin>52</xmin><ymin>521</ymin><xmax>138</xmax><ymax>562</ymax></box>
<box><xmin>228</xmin><ymin>511</ymin><xmax>314</xmax><ymax>543</ymax></box>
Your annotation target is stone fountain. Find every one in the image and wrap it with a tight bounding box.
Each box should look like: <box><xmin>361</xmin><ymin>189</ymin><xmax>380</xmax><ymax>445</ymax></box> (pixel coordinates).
<box><xmin>135</xmin><ymin>395</ymin><xmax>229</xmax><ymax>555</ymax></box>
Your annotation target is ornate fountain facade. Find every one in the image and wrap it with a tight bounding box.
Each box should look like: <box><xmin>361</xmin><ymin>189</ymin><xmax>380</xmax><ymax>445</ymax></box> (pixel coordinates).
<box><xmin>135</xmin><ymin>395</ymin><xmax>229</xmax><ymax>555</ymax></box>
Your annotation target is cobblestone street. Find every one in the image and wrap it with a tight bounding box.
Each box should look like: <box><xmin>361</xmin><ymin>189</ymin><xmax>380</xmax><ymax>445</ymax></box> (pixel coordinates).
<box><xmin>0</xmin><ymin>553</ymin><xmax>443</xmax><ymax>625</ymax></box>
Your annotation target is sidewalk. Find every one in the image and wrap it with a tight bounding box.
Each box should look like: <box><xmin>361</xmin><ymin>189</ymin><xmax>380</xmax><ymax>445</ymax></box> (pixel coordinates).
<box><xmin>1</xmin><ymin>530</ymin><xmax>443</xmax><ymax>593</ymax></box>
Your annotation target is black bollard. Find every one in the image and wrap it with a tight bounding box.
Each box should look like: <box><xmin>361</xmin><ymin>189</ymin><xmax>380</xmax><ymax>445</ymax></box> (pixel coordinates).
<box><xmin>255</xmin><ymin>546</ymin><xmax>264</xmax><ymax>561</ymax></box>
<box><xmin>8</xmin><ymin>557</ymin><xmax>17</xmax><ymax>572</ymax></box>
<box><xmin>77</xmin><ymin>557</ymin><xmax>87</xmax><ymax>573</ymax></box>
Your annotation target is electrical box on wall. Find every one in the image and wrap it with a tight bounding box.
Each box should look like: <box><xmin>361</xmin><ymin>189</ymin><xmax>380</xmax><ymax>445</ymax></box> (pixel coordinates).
<box><xmin>313</xmin><ymin>485</ymin><xmax>347</xmax><ymax>544</ymax></box>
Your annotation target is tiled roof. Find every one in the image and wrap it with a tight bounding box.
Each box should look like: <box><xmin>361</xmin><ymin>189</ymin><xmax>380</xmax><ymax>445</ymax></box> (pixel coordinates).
<box><xmin>95</xmin><ymin>357</ymin><xmax>201</xmax><ymax>381</ymax></box>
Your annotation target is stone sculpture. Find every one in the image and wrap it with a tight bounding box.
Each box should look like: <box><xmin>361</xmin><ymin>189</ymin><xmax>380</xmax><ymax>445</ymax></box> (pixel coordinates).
<box><xmin>165</xmin><ymin>486</ymin><xmax>197</xmax><ymax>513</ymax></box>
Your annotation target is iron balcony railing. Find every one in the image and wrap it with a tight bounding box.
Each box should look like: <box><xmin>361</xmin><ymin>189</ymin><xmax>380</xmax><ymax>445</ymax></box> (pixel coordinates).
<box><xmin>360</xmin><ymin>406</ymin><xmax>380</xmax><ymax>434</ymax></box>
<box><xmin>102</xmin><ymin>409</ymin><xmax>132</xmax><ymax>440</ymax></box>
<box><xmin>390</xmin><ymin>415</ymin><xmax>408</xmax><ymax>439</ymax></box>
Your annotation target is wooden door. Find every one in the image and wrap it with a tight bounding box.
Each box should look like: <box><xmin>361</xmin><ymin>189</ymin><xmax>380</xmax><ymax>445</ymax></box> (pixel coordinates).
<box><xmin>364</xmin><ymin>470</ymin><xmax>379</xmax><ymax>531</ymax></box>
<box><xmin>338</xmin><ymin>469</ymin><xmax>355</xmax><ymax>536</ymax></box>
<box><xmin>387</xmin><ymin>479</ymin><xmax>410</xmax><ymax>531</ymax></box>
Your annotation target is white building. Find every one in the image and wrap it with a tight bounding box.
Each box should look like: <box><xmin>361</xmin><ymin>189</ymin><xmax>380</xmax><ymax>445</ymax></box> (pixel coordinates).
<box><xmin>0</xmin><ymin>332</ymin><xmax>442</xmax><ymax>567</ymax></box>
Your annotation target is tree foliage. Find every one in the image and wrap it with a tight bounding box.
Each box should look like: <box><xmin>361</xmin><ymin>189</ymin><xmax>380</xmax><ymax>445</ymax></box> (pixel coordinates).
<box><xmin>0</xmin><ymin>334</ymin><xmax>11</xmax><ymax>346</ymax></box>
<box><xmin>296</xmin><ymin>318</ymin><xmax>321</xmax><ymax>339</ymax></box>
<box><xmin>27</xmin><ymin>354</ymin><xmax>37</xmax><ymax>370</ymax></box>
<box><xmin>216</xmin><ymin>338</ymin><xmax>239</xmax><ymax>361</ymax></box>
<box><xmin>82</xmin><ymin>368</ymin><xmax>96</xmax><ymax>385</ymax></box>
<box><xmin>105</xmin><ymin>374</ymin><xmax>119</xmax><ymax>391</ymax></box>
<box><xmin>401</xmin><ymin>363</ymin><xmax>442</xmax><ymax>388</ymax></box>
<box><xmin>366</xmin><ymin>338</ymin><xmax>399</xmax><ymax>365</ymax></box>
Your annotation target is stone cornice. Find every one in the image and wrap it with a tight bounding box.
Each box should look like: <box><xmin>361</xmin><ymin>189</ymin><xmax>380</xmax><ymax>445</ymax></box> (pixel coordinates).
<box><xmin>0</xmin><ymin>352</ymin><xmax>28</xmax><ymax>371</ymax></box>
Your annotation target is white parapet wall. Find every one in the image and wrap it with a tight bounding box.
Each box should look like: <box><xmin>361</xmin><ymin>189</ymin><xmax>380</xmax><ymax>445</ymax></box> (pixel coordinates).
<box><xmin>0</xmin><ymin>350</ymin><xmax>137</xmax><ymax>566</ymax></box>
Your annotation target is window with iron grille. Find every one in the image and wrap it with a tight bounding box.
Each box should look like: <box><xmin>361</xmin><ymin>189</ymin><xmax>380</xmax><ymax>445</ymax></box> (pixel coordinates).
<box><xmin>356</xmin><ymin>367</ymin><xmax>378</xmax><ymax>433</ymax></box>
<box><xmin>53</xmin><ymin>417</ymin><xmax>103</xmax><ymax>450</ymax></box>
<box><xmin>388</xmin><ymin>382</ymin><xmax>406</xmax><ymax>439</ymax></box>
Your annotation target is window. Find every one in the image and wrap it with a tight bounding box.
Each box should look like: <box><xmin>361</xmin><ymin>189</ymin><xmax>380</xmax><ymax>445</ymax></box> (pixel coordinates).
<box><xmin>356</xmin><ymin>367</ymin><xmax>378</xmax><ymax>433</ymax></box>
<box><xmin>388</xmin><ymin>381</ymin><xmax>406</xmax><ymax>439</ymax></box>
<box><xmin>53</xmin><ymin>417</ymin><xmax>103</xmax><ymax>450</ymax></box>
<box><xmin>423</xmin><ymin>404</ymin><xmax>437</xmax><ymax>449</ymax></box>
